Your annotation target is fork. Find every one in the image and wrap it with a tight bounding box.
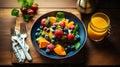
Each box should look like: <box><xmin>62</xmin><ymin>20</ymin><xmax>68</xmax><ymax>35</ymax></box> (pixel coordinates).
<box><xmin>11</xmin><ymin>27</ymin><xmax>25</xmax><ymax>63</ymax></box>
<box><xmin>20</xmin><ymin>23</ymin><xmax>32</xmax><ymax>62</ymax></box>
<box><xmin>15</xmin><ymin>29</ymin><xmax>29</xmax><ymax>51</ymax></box>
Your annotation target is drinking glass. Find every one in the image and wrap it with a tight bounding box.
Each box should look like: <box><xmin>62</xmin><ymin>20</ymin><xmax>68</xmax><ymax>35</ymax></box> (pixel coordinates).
<box><xmin>88</xmin><ymin>12</ymin><xmax>110</xmax><ymax>42</ymax></box>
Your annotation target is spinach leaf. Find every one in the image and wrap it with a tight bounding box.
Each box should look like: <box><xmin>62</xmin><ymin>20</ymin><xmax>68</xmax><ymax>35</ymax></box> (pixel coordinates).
<box><xmin>56</xmin><ymin>12</ymin><xmax>65</xmax><ymax>22</ymax></box>
<box><xmin>11</xmin><ymin>8</ymin><xmax>19</xmax><ymax>16</ymax></box>
<box><xmin>73</xmin><ymin>24</ymin><xmax>79</xmax><ymax>36</ymax></box>
<box><xmin>74</xmin><ymin>42</ymin><xmax>81</xmax><ymax>50</ymax></box>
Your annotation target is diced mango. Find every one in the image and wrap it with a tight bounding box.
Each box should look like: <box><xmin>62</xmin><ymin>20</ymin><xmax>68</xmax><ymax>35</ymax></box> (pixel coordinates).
<box><xmin>43</xmin><ymin>31</ymin><xmax>48</xmax><ymax>35</ymax></box>
<box><xmin>64</xmin><ymin>19</ymin><xmax>69</xmax><ymax>27</ymax></box>
<box><xmin>67</xmin><ymin>21</ymin><xmax>74</xmax><ymax>28</ymax></box>
<box><xmin>48</xmin><ymin>28</ymin><xmax>53</xmax><ymax>40</ymax></box>
<box><xmin>50</xmin><ymin>17</ymin><xmax>56</xmax><ymax>24</ymax></box>
<box><xmin>54</xmin><ymin>44</ymin><xmax>66</xmax><ymax>56</ymax></box>
<box><xmin>37</xmin><ymin>37</ymin><xmax>50</xmax><ymax>48</ymax></box>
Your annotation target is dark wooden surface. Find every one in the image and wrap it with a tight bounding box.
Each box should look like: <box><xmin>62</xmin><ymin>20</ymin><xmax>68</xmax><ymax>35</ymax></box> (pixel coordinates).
<box><xmin>0</xmin><ymin>0</ymin><xmax>120</xmax><ymax>66</ymax></box>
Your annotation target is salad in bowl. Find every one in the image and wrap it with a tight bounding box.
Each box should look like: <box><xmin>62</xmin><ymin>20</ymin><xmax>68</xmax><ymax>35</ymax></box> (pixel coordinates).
<box><xmin>31</xmin><ymin>11</ymin><xmax>87</xmax><ymax>59</ymax></box>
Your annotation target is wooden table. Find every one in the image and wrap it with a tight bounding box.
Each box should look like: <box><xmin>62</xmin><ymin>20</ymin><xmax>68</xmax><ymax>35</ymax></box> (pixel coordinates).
<box><xmin>0</xmin><ymin>0</ymin><xmax>120</xmax><ymax>66</ymax></box>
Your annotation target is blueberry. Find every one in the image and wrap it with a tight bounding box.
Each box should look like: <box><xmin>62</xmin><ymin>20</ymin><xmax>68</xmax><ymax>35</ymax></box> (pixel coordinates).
<box><xmin>35</xmin><ymin>32</ymin><xmax>40</xmax><ymax>38</ymax></box>
<box><xmin>46</xmin><ymin>28</ymin><xmax>50</xmax><ymax>32</ymax></box>
<box><xmin>63</xmin><ymin>27</ymin><xmax>68</xmax><ymax>32</ymax></box>
<box><xmin>45</xmin><ymin>35</ymin><xmax>49</xmax><ymax>40</ymax></box>
<box><xmin>39</xmin><ymin>26</ymin><xmax>43</xmax><ymax>29</ymax></box>
<box><xmin>52</xmin><ymin>26</ymin><xmax>56</xmax><ymax>29</ymax></box>
<box><xmin>52</xmin><ymin>29</ymin><xmax>55</xmax><ymax>33</ymax></box>
<box><xmin>45</xmin><ymin>49</ymin><xmax>51</xmax><ymax>54</ymax></box>
<box><xmin>76</xmin><ymin>35</ymin><xmax>81</xmax><ymax>41</ymax></box>
<box><xmin>51</xmin><ymin>40</ymin><xmax>55</xmax><ymax>44</ymax></box>
<box><xmin>52</xmin><ymin>36</ymin><xmax>56</xmax><ymax>40</ymax></box>
<box><xmin>70</xmin><ymin>45</ymin><xmax>75</xmax><ymax>51</ymax></box>
<box><xmin>65</xmin><ymin>47</ymin><xmax>70</xmax><ymax>53</ymax></box>
<box><xmin>64</xmin><ymin>32</ymin><xmax>68</xmax><ymax>35</ymax></box>
<box><xmin>36</xmin><ymin>28</ymin><xmax>40</xmax><ymax>32</ymax></box>
<box><xmin>65</xmin><ymin>47</ymin><xmax>68</xmax><ymax>51</ymax></box>
<box><xmin>66</xmin><ymin>45</ymin><xmax>71</xmax><ymax>51</ymax></box>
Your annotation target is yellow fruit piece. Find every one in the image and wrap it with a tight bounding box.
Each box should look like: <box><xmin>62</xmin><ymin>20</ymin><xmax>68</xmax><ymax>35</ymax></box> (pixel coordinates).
<box><xmin>64</xmin><ymin>19</ymin><xmax>69</xmax><ymax>27</ymax></box>
<box><xmin>37</xmin><ymin>37</ymin><xmax>50</xmax><ymax>48</ymax></box>
<box><xmin>50</xmin><ymin>17</ymin><xmax>56</xmax><ymax>24</ymax></box>
<box><xmin>43</xmin><ymin>31</ymin><xmax>48</xmax><ymax>35</ymax></box>
<box><xmin>54</xmin><ymin>44</ymin><xmax>66</xmax><ymax>56</ymax></box>
<box><xmin>48</xmin><ymin>28</ymin><xmax>53</xmax><ymax>40</ymax></box>
<box><xmin>67</xmin><ymin>21</ymin><xmax>74</xmax><ymax>28</ymax></box>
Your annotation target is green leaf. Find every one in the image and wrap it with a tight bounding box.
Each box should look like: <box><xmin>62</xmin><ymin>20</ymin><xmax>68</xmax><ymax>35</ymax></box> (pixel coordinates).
<box><xmin>74</xmin><ymin>42</ymin><xmax>81</xmax><ymax>50</ymax></box>
<box><xmin>73</xmin><ymin>24</ymin><xmax>79</xmax><ymax>35</ymax></box>
<box><xmin>11</xmin><ymin>8</ymin><xmax>19</xmax><ymax>16</ymax></box>
<box><xmin>56</xmin><ymin>17</ymin><xmax>65</xmax><ymax>22</ymax></box>
<box><xmin>56</xmin><ymin>12</ymin><xmax>64</xmax><ymax>18</ymax></box>
<box><xmin>22</xmin><ymin>1</ymin><xmax>30</xmax><ymax>9</ymax></box>
<box><xmin>17</xmin><ymin>0</ymin><xmax>23</xmax><ymax>3</ymax></box>
<box><xmin>36</xmin><ymin>36</ymin><xmax>42</xmax><ymax>41</ymax></box>
<box><xmin>56</xmin><ymin>12</ymin><xmax>65</xmax><ymax>22</ymax></box>
<box><xmin>27</xmin><ymin>0</ymin><xmax>34</xmax><ymax>6</ymax></box>
<box><xmin>46</xmin><ymin>17</ymin><xmax>50</xmax><ymax>24</ymax></box>
<box><xmin>23</xmin><ymin>14</ymin><xmax>29</xmax><ymax>22</ymax></box>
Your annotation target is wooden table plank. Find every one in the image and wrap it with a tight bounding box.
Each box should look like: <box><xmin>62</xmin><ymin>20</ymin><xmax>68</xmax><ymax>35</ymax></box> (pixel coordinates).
<box><xmin>0</xmin><ymin>0</ymin><xmax>77</xmax><ymax>8</ymax></box>
<box><xmin>0</xmin><ymin>9</ymin><xmax>16</xmax><ymax>66</ymax></box>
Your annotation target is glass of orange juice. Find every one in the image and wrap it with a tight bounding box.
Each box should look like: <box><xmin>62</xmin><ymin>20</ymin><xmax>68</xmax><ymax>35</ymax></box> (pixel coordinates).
<box><xmin>88</xmin><ymin>12</ymin><xmax>110</xmax><ymax>42</ymax></box>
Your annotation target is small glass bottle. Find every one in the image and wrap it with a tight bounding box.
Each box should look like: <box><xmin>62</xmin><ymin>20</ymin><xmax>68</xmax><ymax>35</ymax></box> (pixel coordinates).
<box><xmin>76</xmin><ymin>0</ymin><xmax>95</xmax><ymax>14</ymax></box>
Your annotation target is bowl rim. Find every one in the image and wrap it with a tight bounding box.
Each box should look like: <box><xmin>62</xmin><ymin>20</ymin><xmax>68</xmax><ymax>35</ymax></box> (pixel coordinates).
<box><xmin>30</xmin><ymin>11</ymin><xmax>87</xmax><ymax>59</ymax></box>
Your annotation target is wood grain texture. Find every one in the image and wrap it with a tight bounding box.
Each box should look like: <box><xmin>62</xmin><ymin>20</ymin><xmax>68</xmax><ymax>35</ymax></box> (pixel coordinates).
<box><xmin>0</xmin><ymin>9</ymin><xmax>16</xmax><ymax>66</ymax></box>
<box><xmin>0</xmin><ymin>0</ymin><xmax>77</xmax><ymax>8</ymax></box>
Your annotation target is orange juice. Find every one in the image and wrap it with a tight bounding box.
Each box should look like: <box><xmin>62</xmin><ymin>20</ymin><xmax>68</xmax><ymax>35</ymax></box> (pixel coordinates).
<box><xmin>88</xmin><ymin>13</ymin><xmax>110</xmax><ymax>42</ymax></box>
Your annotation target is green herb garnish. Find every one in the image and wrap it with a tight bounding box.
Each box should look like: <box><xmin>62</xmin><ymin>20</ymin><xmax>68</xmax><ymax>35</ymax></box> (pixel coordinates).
<box><xmin>56</xmin><ymin>12</ymin><xmax>65</xmax><ymax>22</ymax></box>
<box><xmin>11</xmin><ymin>8</ymin><xmax>19</xmax><ymax>16</ymax></box>
<box><xmin>74</xmin><ymin>42</ymin><xmax>81</xmax><ymax>50</ymax></box>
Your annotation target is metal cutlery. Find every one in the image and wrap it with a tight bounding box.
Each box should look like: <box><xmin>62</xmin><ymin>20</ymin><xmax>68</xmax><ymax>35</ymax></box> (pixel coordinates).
<box><xmin>20</xmin><ymin>23</ymin><xmax>32</xmax><ymax>62</ymax></box>
<box><xmin>11</xmin><ymin>27</ymin><xmax>25</xmax><ymax>63</ymax></box>
<box><xmin>11</xmin><ymin>23</ymin><xmax>32</xmax><ymax>63</ymax></box>
<box><xmin>15</xmin><ymin>29</ymin><xmax>29</xmax><ymax>51</ymax></box>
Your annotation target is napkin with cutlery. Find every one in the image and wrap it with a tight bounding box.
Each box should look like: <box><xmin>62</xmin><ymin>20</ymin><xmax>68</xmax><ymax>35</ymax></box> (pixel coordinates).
<box><xmin>11</xmin><ymin>23</ymin><xmax>32</xmax><ymax>63</ymax></box>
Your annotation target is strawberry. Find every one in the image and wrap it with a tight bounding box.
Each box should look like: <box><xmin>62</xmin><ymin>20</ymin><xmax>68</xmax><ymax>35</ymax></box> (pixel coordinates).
<box><xmin>67</xmin><ymin>34</ymin><xmax>74</xmax><ymax>41</ymax></box>
<box><xmin>27</xmin><ymin>9</ymin><xmax>34</xmax><ymax>15</ymax></box>
<box><xmin>43</xmin><ymin>26</ymin><xmax>47</xmax><ymax>31</ymax></box>
<box><xmin>21</xmin><ymin>7</ymin><xmax>27</xmax><ymax>14</ymax></box>
<box><xmin>31</xmin><ymin>4</ymin><xmax>38</xmax><ymax>12</ymax></box>
<box><xmin>70</xmin><ymin>25</ymin><xmax>75</xmax><ymax>30</ymax></box>
<box><xmin>47</xmin><ymin>44</ymin><xmax>55</xmax><ymax>51</ymax></box>
<box><xmin>59</xmin><ymin>21</ymin><xmax>65</xmax><ymax>28</ymax></box>
<box><xmin>54</xmin><ymin>30</ymin><xmax>64</xmax><ymax>39</ymax></box>
<box><xmin>41</xmin><ymin>18</ymin><xmax>47</xmax><ymax>26</ymax></box>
